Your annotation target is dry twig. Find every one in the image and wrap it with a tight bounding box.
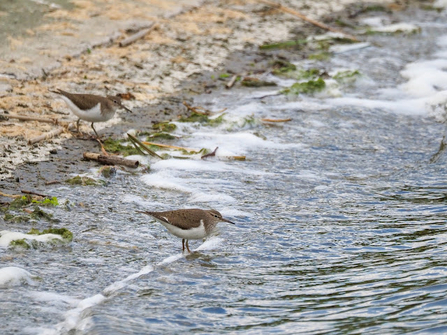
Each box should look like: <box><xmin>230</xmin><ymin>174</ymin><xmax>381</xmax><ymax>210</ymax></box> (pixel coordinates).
<box><xmin>119</xmin><ymin>23</ymin><xmax>158</xmax><ymax>47</ymax></box>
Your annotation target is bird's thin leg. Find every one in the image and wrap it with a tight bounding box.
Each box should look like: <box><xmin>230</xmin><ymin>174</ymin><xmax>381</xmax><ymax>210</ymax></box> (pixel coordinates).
<box><xmin>186</xmin><ymin>240</ymin><xmax>191</xmax><ymax>253</ymax></box>
<box><xmin>182</xmin><ymin>239</ymin><xmax>186</xmax><ymax>252</ymax></box>
<box><xmin>96</xmin><ymin>139</ymin><xmax>109</xmax><ymax>156</ymax></box>
<box><xmin>91</xmin><ymin>122</ymin><xmax>100</xmax><ymax>139</ymax></box>
<box><xmin>76</xmin><ymin>118</ymin><xmax>81</xmax><ymax>133</ymax></box>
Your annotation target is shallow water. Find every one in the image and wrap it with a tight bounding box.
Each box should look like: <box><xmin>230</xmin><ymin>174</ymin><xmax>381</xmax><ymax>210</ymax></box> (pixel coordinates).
<box><xmin>2</xmin><ymin>6</ymin><xmax>447</xmax><ymax>335</ymax></box>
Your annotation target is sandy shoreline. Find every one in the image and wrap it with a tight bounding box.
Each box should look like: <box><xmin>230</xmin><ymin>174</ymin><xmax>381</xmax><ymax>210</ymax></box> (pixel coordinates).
<box><xmin>0</xmin><ymin>0</ymin><xmax>393</xmax><ymax>182</ymax></box>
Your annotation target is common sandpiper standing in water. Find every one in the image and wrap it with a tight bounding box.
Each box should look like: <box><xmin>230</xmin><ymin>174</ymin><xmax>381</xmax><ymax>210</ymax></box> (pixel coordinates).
<box><xmin>138</xmin><ymin>208</ymin><xmax>235</xmax><ymax>253</ymax></box>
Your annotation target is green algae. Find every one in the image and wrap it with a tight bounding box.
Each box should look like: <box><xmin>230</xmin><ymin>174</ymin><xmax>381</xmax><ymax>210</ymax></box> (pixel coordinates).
<box><xmin>9</xmin><ymin>195</ymin><xmax>32</xmax><ymax>209</ymax></box>
<box><xmin>66</xmin><ymin>176</ymin><xmax>106</xmax><ymax>186</ymax></box>
<box><xmin>282</xmin><ymin>77</ymin><xmax>326</xmax><ymax>95</ymax></box>
<box><xmin>333</xmin><ymin>70</ymin><xmax>361</xmax><ymax>84</ymax></box>
<box><xmin>32</xmin><ymin>197</ymin><xmax>59</xmax><ymax>206</ymax></box>
<box><xmin>148</xmin><ymin>132</ymin><xmax>177</xmax><ymax>140</ymax></box>
<box><xmin>260</xmin><ymin>39</ymin><xmax>307</xmax><ymax>50</ymax></box>
<box><xmin>271</xmin><ymin>60</ymin><xmax>297</xmax><ymax>76</ymax></box>
<box><xmin>30</xmin><ymin>207</ymin><xmax>57</xmax><ymax>222</ymax></box>
<box><xmin>152</xmin><ymin>122</ymin><xmax>177</xmax><ymax>132</ymax></box>
<box><xmin>179</xmin><ymin>113</ymin><xmax>226</xmax><ymax>126</ymax></box>
<box><xmin>297</xmin><ymin>68</ymin><xmax>322</xmax><ymax>80</ymax></box>
<box><xmin>308</xmin><ymin>52</ymin><xmax>330</xmax><ymax>61</ymax></box>
<box><xmin>9</xmin><ymin>239</ymin><xmax>30</xmax><ymax>249</ymax></box>
<box><xmin>4</xmin><ymin>212</ymin><xmax>30</xmax><ymax>223</ymax></box>
<box><xmin>102</xmin><ymin>138</ymin><xmax>141</xmax><ymax>156</ymax></box>
<box><xmin>241</xmin><ymin>78</ymin><xmax>277</xmax><ymax>87</ymax></box>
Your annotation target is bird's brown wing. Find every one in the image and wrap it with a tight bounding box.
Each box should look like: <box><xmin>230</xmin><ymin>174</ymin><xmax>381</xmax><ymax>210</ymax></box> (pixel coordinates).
<box><xmin>147</xmin><ymin>209</ymin><xmax>203</xmax><ymax>230</ymax></box>
<box><xmin>52</xmin><ymin>89</ymin><xmax>106</xmax><ymax>110</ymax></box>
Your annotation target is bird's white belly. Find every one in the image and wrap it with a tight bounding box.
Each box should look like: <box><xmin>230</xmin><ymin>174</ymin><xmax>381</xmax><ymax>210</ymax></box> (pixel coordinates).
<box><xmin>60</xmin><ymin>96</ymin><xmax>111</xmax><ymax>122</ymax></box>
<box><xmin>161</xmin><ymin>220</ymin><xmax>207</xmax><ymax>240</ymax></box>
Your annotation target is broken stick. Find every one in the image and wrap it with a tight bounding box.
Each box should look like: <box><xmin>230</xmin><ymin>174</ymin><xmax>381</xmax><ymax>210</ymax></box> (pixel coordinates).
<box><xmin>83</xmin><ymin>152</ymin><xmax>140</xmax><ymax>168</ymax></box>
<box><xmin>28</xmin><ymin>127</ymin><xmax>65</xmax><ymax>145</ymax></box>
<box><xmin>226</xmin><ymin>75</ymin><xmax>238</xmax><ymax>89</ymax></box>
<box><xmin>119</xmin><ymin>23</ymin><xmax>157</xmax><ymax>47</ymax></box>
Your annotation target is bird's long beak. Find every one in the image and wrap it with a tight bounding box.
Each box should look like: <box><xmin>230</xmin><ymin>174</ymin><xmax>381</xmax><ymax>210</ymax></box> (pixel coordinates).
<box><xmin>221</xmin><ymin>217</ymin><xmax>236</xmax><ymax>225</ymax></box>
<box><xmin>120</xmin><ymin>104</ymin><xmax>133</xmax><ymax>113</ymax></box>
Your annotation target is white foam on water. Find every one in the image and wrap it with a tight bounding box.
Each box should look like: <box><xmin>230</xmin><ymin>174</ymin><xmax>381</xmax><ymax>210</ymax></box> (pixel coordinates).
<box><xmin>121</xmin><ymin>194</ymin><xmax>168</xmax><ymax>209</ymax></box>
<box><xmin>0</xmin><ymin>266</ymin><xmax>34</xmax><ymax>287</ymax></box>
<box><xmin>195</xmin><ymin>236</ymin><xmax>224</xmax><ymax>251</ymax></box>
<box><xmin>185</xmin><ymin>131</ymin><xmax>302</xmax><ymax>152</ymax></box>
<box><xmin>141</xmin><ymin>172</ymin><xmax>194</xmax><ymax>193</ymax></box>
<box><xmin>187</xmin><ymin>192</ymin><xmax>237</xmax><ymax>204</ymax></box>
<box><xmin>400</xmin><ymin>59</ymin><xmax>447</xmax><ymax>97</ymax></box>
<box><xmin>39</xmin><ymin>248</ymin><xmax>193</xmax><ymax>334</ymax></box>
<box><xmin>151</xmin><ymin>158</ymin><xmax>237</xmax><ymax>172</ymax></box>
<box><xmin>28</xmin><ymin>291</ymin><xmax>80</xmax><ymax>307</ymax></box>
<box><xmin>103</xmin><ymin>265</ymin><xmax>154</xmax><ymax>296</ymax></box>
<box><xmin>0</xmin><ymin>231</ymin><xmax>63</xmax><ymax>248</ymax></box>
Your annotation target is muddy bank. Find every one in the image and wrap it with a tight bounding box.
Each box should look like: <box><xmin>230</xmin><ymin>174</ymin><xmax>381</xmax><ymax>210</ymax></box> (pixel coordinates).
<box><xmin>1</xmin><ymin>0</ymin><xmax>431</xmax><ymax>197</ymax></box>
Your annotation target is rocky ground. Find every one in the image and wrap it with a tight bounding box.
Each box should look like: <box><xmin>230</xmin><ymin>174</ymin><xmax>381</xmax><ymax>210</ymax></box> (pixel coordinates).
<box><xmin>1</xmin><ymin>0</ymin><xmax>432</xmax><ymax>199</ymax></box>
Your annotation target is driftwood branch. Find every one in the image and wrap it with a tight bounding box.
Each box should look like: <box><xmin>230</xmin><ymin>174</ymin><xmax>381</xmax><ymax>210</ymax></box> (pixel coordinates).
<box><xmin>119</xmin><ymin>23</ymin><xmax>157</xmax><ymax>47</ymax></box>
<box><xmin>2</xmin><ymin>113</ymin><xmax>59</xmax><ymax>124</ymax></box>
<box><xmin>28</xmin><ymin>127</ymin><xmax>65</xmax><ymax>145</ymax></box>
<box><xmin>83</xmin><ymin>152</ymin><xmax>140</xmax><ymax>168</ymax></box>
<box><xmin>259</xmin><ymin>0</ymin><xmax>359</xmax><ymax>42</ymax></box>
